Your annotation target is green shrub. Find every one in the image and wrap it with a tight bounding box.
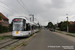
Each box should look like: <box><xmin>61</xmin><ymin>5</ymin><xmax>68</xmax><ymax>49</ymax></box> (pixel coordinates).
<box><xmin>2</xmin><ymin>26</ymin><xmax>8</xmax><ymax>32</ymax></box>
<box><xmin>0</xmin><ymin>25</ymin><xmax>8</xmax><ymax>33</ymax></box>
<box><xmin>0</xmin><ymin>25</ymin><xmax>2</xmax><ymax>33</ymax></box>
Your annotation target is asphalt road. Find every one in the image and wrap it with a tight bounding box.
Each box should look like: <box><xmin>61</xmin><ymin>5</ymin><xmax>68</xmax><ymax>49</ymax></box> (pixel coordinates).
<box><xmin>22</xmin><ymin>30</ymin><xmax>75</xmax><ymax>50</ymax></box>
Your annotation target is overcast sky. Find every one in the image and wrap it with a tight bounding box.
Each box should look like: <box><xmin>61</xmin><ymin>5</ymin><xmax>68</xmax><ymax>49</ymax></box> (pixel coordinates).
<box><xmin>0</xmin><ymin>0</ymin><xmax>75</xmax><ymax>26</ymax></box>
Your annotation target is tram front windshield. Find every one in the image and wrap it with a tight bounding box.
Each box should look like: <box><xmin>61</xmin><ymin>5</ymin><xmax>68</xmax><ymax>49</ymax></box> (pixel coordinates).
<box><xmin>13</xmin><ymin>22</ymin><xmax>23</xmax><ymax>31</ymax></box>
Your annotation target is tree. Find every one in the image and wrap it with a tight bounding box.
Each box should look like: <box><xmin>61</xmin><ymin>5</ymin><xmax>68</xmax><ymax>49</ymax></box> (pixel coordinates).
<box><xmin>53</xmin><ymin>24</ymin><xmax>57</xmax><ymax>29</ymax></box>
<box><xmin>59</xmin><ymin>21</ymin><xmax>72</xmax><ymax>31</ymax></box>
<box><xmin>58</xmin><ymin>22</ymin><xmax>62</xmax><ymax>28</ymax></box>
<box><xmin>47</xmin><ymin>22</ymin><xmax>53</xmax><ymax>28</ymax></box>
<box><xmin>0</xmin><ymin>15</ymin><xmax>2</xmax><ymax>20</ymax></box>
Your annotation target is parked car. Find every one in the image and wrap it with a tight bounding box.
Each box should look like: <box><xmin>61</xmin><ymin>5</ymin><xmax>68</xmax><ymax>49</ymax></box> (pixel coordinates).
<box><xmin>50</xmin><ymin>28</ymin><xmax>55</xmax><ymax>31</ymax></box>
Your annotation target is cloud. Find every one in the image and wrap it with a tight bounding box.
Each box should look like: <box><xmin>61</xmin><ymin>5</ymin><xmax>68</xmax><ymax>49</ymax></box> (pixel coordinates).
<box><xmin>0</xmin><ymin>0</ymin><xmax>75</xmax><ymax>26</ymax></box>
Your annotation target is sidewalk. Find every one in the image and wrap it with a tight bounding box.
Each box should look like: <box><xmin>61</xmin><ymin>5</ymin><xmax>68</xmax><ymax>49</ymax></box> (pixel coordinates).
<box><xmin>55</xmin><ymin>30</ymin><xmax>75</xmax><ymax>37</ymax></box>
<box><xmin>0</xmin><ymin>32</ymin><xmax>12</xmax><ymax>36</ymax></box>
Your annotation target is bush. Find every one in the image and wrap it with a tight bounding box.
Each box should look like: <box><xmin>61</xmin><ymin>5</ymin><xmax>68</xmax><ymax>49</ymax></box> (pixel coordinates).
<box><xmin>59</xmin><ymin>21</ymin><xmax>72</xmax><ymax>31</ymax></box>
<box><xmin>0</xmin><ymin>25</ymin><xmax>8</xmax><ymax>33</ymax></box>
<box><xmin>69</xmin><ymin>27</ymin><xmax>75</xmax><ymax>33</ymax></box>
<box><xmin>0</xmin><ymin>25</ymin><xmax>3</xmax><ymax>33</ymax></box>
<box><xmin>3</xmin><ymin>26</ymin><xmax>8</xmax><ymax>32</ymax></box>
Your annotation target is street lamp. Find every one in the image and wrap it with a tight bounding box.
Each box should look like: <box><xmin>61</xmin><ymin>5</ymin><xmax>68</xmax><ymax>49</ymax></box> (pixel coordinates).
<box><xmin>66</xmin><ymin>14</ymin><xmax>69</xmax><ymax>32</ymax></box>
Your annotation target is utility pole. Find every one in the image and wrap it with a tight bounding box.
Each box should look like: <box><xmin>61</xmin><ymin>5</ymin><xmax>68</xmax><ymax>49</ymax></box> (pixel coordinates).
<box><xmin>66</xmin><ymin>14</ymin><xmax>69</xmax><ymax>32</ymax></box>
<box><xmin>29</xmin><ymin>14</ymin><xmax>34</xmax><ymax>22</ymax></box>
<box><xmin>30</xmin><ymin>18</ymin><xmax>31</xmax><ymax>22</ymax></box>
<box><xmin>32</xmin><ymin>15</ymin><xmax>34</xmax><ymax>22</ymax></box>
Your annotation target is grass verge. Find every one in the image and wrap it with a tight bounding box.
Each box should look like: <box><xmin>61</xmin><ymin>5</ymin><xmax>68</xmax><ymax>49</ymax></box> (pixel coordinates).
<box><xmin>0</xmin><ymin>35</ymin><xmax>12</xmax><ymax>41</ymax></box>
<box><xmin>38</xmin><ymin>29</ymin><xmax>41</xmax><ymax>32</ymax></box>
<box><xmin>66</xmin><ymin>34</ymin><xmax>75</xmax><ymax>37</ymax></box>
<box><xmin>55</xmin><ymin>30</ymin><xmax>63</xmax><ymax>34</ymax></box>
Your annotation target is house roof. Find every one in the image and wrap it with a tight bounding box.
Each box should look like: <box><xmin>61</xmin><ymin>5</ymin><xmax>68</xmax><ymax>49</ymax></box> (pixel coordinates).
<box><xmin>70</xmin><ymin>21</ymin><xmax>73</xmax><ymax>24</ymax></box>
<box><xmin>0</xmin><ymin>12</ymin><xmax>8</xmax><ymax>20</ymax></box>
<box><xmin>70</xmin><ymin>21</ymin><xmax>75</xmax><ymax>25</ymax></box>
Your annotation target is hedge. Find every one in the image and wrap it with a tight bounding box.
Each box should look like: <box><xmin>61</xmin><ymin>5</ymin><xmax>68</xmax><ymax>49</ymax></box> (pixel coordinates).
<box><xmin>0</xmin><ymin>25</ymin><xmax>8</xmax><ymax>33</ymax></box>
<box><xmin>69</xmin><ymin>27</ymin><xmax>75</xmax><ymax>33</ymax></box>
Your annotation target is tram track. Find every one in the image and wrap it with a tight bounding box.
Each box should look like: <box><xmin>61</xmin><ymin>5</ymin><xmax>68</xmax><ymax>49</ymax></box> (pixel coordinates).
<box><xmin>0</xmin><ymin>39</ymin><xmax>13</xmax><ymax>45</ymax></box>
<box><xmin>0</xmin><ymin>39</ymin><xmax>21</xmax><ymax>49</ymax></box>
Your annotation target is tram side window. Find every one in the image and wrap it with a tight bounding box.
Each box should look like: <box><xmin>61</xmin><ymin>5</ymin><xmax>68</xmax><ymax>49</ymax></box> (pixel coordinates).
<box><xmin>26</xmin><ymin>24</ymin><xmax>30</xmax><ymax>31</ymax></box>
<box><xmin>32</xmin><ymin>25</ymin><xmax>36</xmax><ymax>29</ymax></box>
<box><xmin>32</xmin><ymin>25</ymin><xmax>34</xmax><ymax>30</ymax></box>
<box><xmin>34</xmin><ymin>25</ymin><xmax>37</xmax><ymax>29</ymax></box>
<box><xmin>23</xmin><ymin>19</ymin><xmax>26</xmax><ymax>31</ymax></box>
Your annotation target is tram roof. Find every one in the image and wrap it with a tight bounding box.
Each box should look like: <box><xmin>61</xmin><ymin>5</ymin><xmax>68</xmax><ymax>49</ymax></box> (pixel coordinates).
<box><xmin>13</xmin><ymin>17</ymin><xmax>35</xmax><ymax>25</ymax></box>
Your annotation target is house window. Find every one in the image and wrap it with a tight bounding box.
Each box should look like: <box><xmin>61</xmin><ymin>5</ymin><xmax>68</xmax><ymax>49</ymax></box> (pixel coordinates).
<box><xmin>3</xmin><ymin>19</ymin><xmax>8</xmax><ymax>24</ymax></box>
<box><xmin>0</xmin><ymin>22</ymin><xmax>2</xmax><ymax>25</ymax></box>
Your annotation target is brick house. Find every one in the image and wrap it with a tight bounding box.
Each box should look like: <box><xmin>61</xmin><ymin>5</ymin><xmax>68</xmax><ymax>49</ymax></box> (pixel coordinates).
<box><xmin>0</xmin><ymin>12</ymin><xmax>9</xmax><ymax>27</ymax></box>
<box><xmin>70</xmin><ymin>21</ymin><xmax>75</xmax><ymax>25</ymax></box>
<box><xmin>69</xmin><ymin>21</ymin><xmax>75</xmax><ymax>32</ymax></box>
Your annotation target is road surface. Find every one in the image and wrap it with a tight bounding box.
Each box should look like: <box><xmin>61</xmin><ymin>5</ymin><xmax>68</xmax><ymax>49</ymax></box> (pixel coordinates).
<box><xmin>22</xmin><ymin>30</ymin><xmax>75</xmax><ymax>50</ymax></box>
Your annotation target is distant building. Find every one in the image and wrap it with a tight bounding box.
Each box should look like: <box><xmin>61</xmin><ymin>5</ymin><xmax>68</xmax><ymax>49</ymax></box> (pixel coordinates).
<box><xmin>0</xmin><ymin>12</ymin><xmax>9</xmax><ymax>27</ymax></box>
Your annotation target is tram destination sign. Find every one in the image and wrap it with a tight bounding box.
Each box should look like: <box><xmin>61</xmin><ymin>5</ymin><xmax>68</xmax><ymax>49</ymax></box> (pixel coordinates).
<box><xmin>13</xmin><ymin>18</ymin><xmax>23</xmax><ymax>22</ymax></box>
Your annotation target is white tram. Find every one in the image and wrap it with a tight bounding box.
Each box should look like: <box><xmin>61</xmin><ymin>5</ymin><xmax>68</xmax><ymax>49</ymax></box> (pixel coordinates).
<box><xmin>12</xmin><ymin>17</ymin><xmax>37</xmax><ymax>37</ymax></box>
